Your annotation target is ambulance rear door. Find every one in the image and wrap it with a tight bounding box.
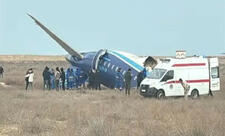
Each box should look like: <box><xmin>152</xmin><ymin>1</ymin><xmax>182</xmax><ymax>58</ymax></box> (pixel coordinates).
<box><xmin>210</xmin><ymin>58</ymin><xmax>220</xmax><ymax>91</ymax></box>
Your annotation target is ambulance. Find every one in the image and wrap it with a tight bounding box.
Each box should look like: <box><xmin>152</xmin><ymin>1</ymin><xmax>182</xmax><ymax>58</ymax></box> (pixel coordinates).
<box><xmin>140</xmin><ymin>56</ymin><xmax>220</xmax><ymax>99</ymax></box>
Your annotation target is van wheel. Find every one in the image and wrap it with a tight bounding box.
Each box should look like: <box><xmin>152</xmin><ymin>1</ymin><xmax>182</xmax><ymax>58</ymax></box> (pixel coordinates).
<box><xmin>191</xmin><ymin>89</ymin><xmax>199</xmax><ymax>99</ymax></box>
<box><xmin>157</xmin><ymin>90</ymin><xmax>165</xmax><ymax>99</ymax></box>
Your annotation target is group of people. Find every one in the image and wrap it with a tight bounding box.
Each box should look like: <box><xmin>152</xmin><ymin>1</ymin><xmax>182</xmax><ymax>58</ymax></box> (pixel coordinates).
<box><xmin>42</xmin><ymin>66</ymin><xmax>66</xmax><ymax>91</ymax></box>
<box><xmin>66</xmin><ymin>67</ymin><xmax>87</xmax><ymax>90</ymax></box>
<box><xmin>42</xmin><ymin>66</ymin><xmax>89</xmax><ymax>91</ymax></box>
<box><xmin>23</xmin><ymin>66</ymin><xmax>206</xmax><ymax>99</ymax></box>
<box><xmin>0</xmin><ymin>66</ymin><xmax>4</xmax><ymax>78</ymax></box>
<box><xmin>22</xmin><ymin>65</ymin><xmax>194</xmax><ymax>99</ymax></box>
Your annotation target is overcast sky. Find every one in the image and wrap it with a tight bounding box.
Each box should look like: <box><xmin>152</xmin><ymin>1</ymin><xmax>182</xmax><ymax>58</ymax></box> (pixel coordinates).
<box><xmin>0</xmin><ymin>0</ymin><xmax>224</xmax><ymax>56</ymax></box>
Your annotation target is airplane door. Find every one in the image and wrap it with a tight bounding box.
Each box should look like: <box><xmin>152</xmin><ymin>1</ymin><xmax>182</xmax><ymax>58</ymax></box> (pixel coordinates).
<box><xmin>210</xmin><ymin>58</ymin><xmax>220</xmax><ymax>91</ymax></box>
<box><xmin>92</xmin><ymin>49</ymin><xmax>108</xmax><ymax>71</ymax></box>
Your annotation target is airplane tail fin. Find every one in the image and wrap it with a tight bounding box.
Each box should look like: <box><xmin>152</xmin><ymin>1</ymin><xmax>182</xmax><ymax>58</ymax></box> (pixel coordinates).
<box><xmin>28</xmin><ymin>14</ymin><xmax>83</xmax><ymax>60</ymax></box>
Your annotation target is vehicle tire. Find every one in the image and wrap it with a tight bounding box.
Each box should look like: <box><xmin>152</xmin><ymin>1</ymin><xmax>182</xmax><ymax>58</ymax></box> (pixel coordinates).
<box><xmin>191</xmin><ymin>89</ymin><xmax>199</xmax><ymax>99</ymax></box>
<box><xmin>156</xmin><ymin>90</ymin><xmax>165</xmax><ymax>99</ymax></box>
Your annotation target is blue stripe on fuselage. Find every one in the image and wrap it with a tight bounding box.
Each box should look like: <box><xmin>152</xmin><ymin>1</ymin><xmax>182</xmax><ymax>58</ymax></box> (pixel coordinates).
<box><xmin>110</xmin><ymin>51</ymin><xmax>144</xmax><ymax>72</ymax></box>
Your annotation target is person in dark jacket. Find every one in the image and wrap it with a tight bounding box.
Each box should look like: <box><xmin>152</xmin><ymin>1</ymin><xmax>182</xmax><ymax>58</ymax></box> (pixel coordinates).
<box><xmin>0</xmin><ymin>66</ymin><xmax>4</xmax><ymax>78</ymax></box>
<box><xmin>95</xmin><ymin>70</ymin><xmax>101</xmax><ymax>90</ymax></box>
<box><xmin>88</xmin><ymin>70</ymin><xmax>95</xmax><ymax>90</ymax></box>
<box><xmin>60</xmin><ymin>67</ymin><xmax>66</xmax><ymax>90</ymax></box>
<box><xmin>137</xmin><ymin>71</ymin><xmax>144</xmax><ymax>89</ymax></box>
<box><xmin>42</xmin><ymin>66</ymin><xmax>51</xmax><ymax>90</ymax></box>
<box><xmin>124</xmin><ymin>68</ymin><xmax>132</xmax><ymax>95</ymax></box>
<box><xmin>25</xmin><ymin>69</ymin><xmax>29</xmax><ymax>90</ymax></box>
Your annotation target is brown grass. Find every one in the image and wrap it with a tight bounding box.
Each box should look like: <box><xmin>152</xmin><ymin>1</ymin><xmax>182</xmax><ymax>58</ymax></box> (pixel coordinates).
<box><xmin>0</xmin><ymin>55</ymin><xmax>225</xmax><ymax>136</ymax></box>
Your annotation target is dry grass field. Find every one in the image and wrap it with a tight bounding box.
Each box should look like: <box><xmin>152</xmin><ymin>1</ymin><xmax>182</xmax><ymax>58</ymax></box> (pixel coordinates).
<box><xmin>0</xmin><ymin>55</ymin><xmax>225</xmax><ymax>136</ymax></box>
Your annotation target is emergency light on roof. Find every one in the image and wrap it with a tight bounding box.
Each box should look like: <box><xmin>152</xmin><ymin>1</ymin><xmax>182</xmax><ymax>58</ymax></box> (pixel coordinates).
<box><xmin>176</xmin><ymin>50</ymin><xmax>186</xmax><ymax>59</ymax></box>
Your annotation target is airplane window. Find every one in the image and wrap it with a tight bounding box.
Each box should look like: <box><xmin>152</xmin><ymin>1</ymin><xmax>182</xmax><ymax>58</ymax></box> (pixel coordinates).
<box><xmin>211</xmin><ymin>67</ymin><xmax>219</xmax><ymax>78</ymax></box>
<box><xmin>115</xmin><ymin>67</ymin><xmax>118</xmax><ymax>71</ymax></box>
<box><xmin>123</xmin><ymin>71</ymin><xmax>126</xmax><ymax>75</ymax></box>
<box><xmin>108</xmin><ymin>63</ymin><xmax>111</xmax><ymax>68</ymax></box>
<box><xmin>120</xmin><ymin>69</ymin><xmax>123</xmax><ymax>73</ymax></box>
<box><xmin>104</xmin><ymin>62</ymin><xmax>107</xmax><ymax>66</ymax></box>
<box><xmin>111</xmin><ymin>65</ymin><xmax>115</xmax><ymax>69</ymax></box>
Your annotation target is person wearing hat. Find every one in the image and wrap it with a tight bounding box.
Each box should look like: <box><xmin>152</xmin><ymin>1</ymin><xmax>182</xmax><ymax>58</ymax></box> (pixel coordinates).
<box><xmin>124</xmin><ymin>68</ymin><xmax>132</xmax><ymax>95</ymax></box>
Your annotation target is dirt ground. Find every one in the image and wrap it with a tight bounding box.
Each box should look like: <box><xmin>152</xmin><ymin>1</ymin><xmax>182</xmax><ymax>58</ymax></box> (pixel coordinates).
<box><xmin>0</xmin><ymin>55</ymin><xmax>225</xmax><ymax>136</ymax></box>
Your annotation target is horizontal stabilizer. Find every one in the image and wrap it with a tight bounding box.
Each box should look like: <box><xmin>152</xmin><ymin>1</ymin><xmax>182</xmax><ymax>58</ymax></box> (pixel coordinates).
<box><xmin>28</xmin><ymin>14</ymin><xmax>83</xmax><ymax>60</ymax></box>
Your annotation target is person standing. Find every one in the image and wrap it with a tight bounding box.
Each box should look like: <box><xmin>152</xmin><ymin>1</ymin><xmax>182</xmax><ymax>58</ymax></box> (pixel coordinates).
<box><xmin>114</xmin><ymin>68</ymin><xmax>123</xmax><ymax>91</ymax></box>
<box><xmin>124</xmin><ymin>68</ymin><xmax>132</xmax><ymax>95</ymax></box>
<box><xmin>66</xmin><ymin>68</ymin><xmax>70</xmax><ymax>89</ymax></box>
<box><xmin>95</xmin><ymin>70</ymin><xmax>101</xmax><ymax>90</ymax></box>
<box><xmin>79</xmin><ymin>71</ymin><xmax>87</xmax><ymax>89</ymax></box>
<box><xmin>25</xmin><ymin>69</ymin><xmax>29</xmax><ymax>90</ymax></box>
<box><xmin>42</xmin><ymin>66</ymin><xmax>51</xmax><ymax>90</ymax></box>
<box><xmin>60</xmin><ymin>67</ymin><xmax>66</xmax><ymax>91</ymax></box>
<box><xmin>142</xmin><ymin>68</ymin><xmax>147</xmax><ymax>79</ymax></box>
<box><xmin>88</xmin><ymin>70</ymin><xmax>95</xmax><ymax>90</ymax></box>
<box><xmin>76</xmin><ymin>68</ymin><xmax>81</xmax><ymax>88</ymax></box>
<box><xmin>55</xmin><ymin>67</ymin><xmax>61</xmax><ymax>91</ymax></box>
<box><xmin>25</xmin><ymin>68</ymin><xmax>34</xmax><ymax>91</ymax></box>
<box><xmin>179</xmin><ymin>78</ymin><xmax>190</xmax><ymax>100</ymax></box>
<box><xmin>50</xmin><ymin>68</ymin><xmax>55</xmax><ymax>90</ymax></box>
<box><xmin>137</xmin><ymin>71</ymin><xmax>144</xmax><ymax>89</ymax></box>
<box><xmin>0</xmin><ymin>66</ymin><xmax>4</xmax><ymax>78</ymax></box>
<box><xmin>68</xmin><ymin>69</ymin><xmax>75</xmax><ymax>89</ymax></box>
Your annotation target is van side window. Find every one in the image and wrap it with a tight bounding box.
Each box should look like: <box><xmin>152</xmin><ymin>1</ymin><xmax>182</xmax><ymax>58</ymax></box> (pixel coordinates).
<box><xmin>211</xmin><ymin>67</ymin><xmax>219</xmax><ymax>78</ymax></box>
<box><xmin>161</xmin><ymin>70</ymin><xmax>174</xmax><ymax>82</ymax></box>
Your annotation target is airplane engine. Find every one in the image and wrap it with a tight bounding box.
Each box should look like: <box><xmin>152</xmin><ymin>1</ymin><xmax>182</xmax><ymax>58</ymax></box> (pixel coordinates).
<box><xmin>92</xmin><ymin>49</ymin><xmax>109</xmax><ymax>71</ymax></box>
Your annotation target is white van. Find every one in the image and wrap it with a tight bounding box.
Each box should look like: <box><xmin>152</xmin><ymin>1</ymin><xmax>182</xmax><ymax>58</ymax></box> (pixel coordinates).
<box><xmin>140</xmin><ymin>57</ymin><xmax>220</xmax><ymax>99</ymax></box>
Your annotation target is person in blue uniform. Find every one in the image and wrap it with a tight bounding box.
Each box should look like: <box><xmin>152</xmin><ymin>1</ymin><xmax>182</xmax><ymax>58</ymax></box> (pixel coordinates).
<box><xmin>67</xmin><ymin>68</ymin><xmax>75</xmax><ymax>90</ymax></box>
<box><xmin>142</xmin><ymin>68</ymin><xmax>147</xmax><ymax>79</ymax></box>
<box><xmin>66</xmin><ymin>68</ymin><xmax>70</xmax><ymax>89</ymax></box>
<box><xmin>114</xmin><ymin>68</ymin><xmax>123</xmax><ymax>91</ymax></box>
<box><xmin>50</xmin><ymin>68</ymin><xmax>55</xmax><ymax>90</ymax></box>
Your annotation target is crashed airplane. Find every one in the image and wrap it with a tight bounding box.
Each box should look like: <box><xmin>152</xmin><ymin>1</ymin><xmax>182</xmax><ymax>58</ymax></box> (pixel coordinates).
<box><xmin>28</xmin><ymin>14</ymin><xmax>157</xmax><ymax>88</ymax></box>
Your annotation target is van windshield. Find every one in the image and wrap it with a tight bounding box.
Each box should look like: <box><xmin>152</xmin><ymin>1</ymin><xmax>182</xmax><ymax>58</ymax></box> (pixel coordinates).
<box><xmin>147</xmin><ymin>68</ymin><xmax>167</xmax><ymax>79</ymax></box>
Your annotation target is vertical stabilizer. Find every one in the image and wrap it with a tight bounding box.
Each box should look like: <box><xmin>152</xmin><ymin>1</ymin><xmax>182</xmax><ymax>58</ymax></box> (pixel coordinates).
<box><xmin>28</xmin><ymin>14</ymin><xmax>83</xmax><ymax>60</ymax></box>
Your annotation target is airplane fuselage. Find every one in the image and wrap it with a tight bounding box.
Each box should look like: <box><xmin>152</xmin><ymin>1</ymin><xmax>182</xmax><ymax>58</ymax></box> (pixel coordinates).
<box><xmin>66</xmin><ymin>50</ymin><xmax>145</xmax><ymax>88</ymax></box>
